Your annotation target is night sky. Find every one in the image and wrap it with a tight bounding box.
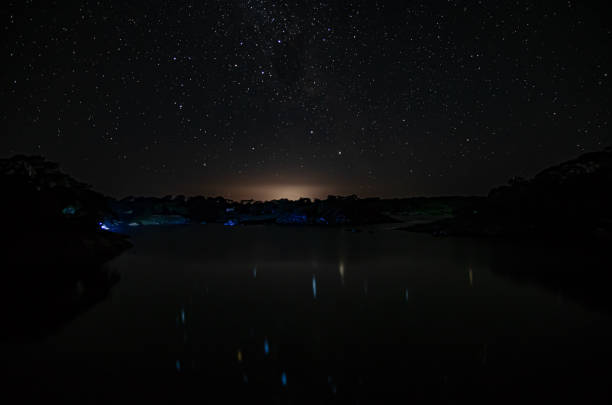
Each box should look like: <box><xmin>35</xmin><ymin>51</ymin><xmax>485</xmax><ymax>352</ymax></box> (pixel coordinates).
<box><xmin>2</xmin><ymin>1</ymin><xmax>611</xmax><ymax>200</ymax></box>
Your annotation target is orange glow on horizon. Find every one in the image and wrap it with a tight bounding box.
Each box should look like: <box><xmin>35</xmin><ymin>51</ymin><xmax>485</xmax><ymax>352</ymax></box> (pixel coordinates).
<box><xmin>226</xmin><ymin>183</ymin><xmax>330</xmax><ymax>201</ymax></box>
<box><xmin>190</xmin><ymin>178</ymin><xmax>355</xmax><ymax>201</ymax></box>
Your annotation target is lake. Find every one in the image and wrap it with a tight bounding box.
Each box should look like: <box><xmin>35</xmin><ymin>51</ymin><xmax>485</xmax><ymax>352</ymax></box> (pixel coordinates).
<box><xmin>2</xmin><ymin>224</ymin><xmax>612</xmax><ymax>403</ymax></box>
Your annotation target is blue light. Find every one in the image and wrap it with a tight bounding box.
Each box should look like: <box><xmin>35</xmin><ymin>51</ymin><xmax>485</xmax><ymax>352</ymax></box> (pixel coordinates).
<box><xmin>224</xmin><ymin>219</ymin><xmax>237</xmax><ymax>226</ymax></box>
<box><xmin>281</xmin><ymin>372</ymin><xmax>287</xmax><ymax>386</ymax></box>
<box><xmin>312</xmin><ymin>275</ymin><xmax>317</xmax><ymax>299</ymax></box>
<box><xmin>99</xmin><ymin>222</ymin><xmax>110</xmax><ymax>231</ymax></box>
<box><xmin>180</xmin><ymin>308</ymin><xmax>185</xmax><ymax>324</ymax></box>
<box><xmin>276</xmin><ymin>213</ymin><xmax>308</xmax><ymax>224</ymax></box>
<box><xmin>264</xmin><ymin>338</ymin><xmax>269</xmax><ymax>355</ymax></box>
<box><xmin>176</xmin><ymin>360</ymin><xmax>181</xmax><ymax>372</ymax></box>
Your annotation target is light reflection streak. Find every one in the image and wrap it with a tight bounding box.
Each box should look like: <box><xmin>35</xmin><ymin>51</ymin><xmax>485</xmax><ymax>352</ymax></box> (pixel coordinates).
<box><xmin>281</xmin><ymin>372</ymin><xmax>287</xmax><ymax>386</ymax></box>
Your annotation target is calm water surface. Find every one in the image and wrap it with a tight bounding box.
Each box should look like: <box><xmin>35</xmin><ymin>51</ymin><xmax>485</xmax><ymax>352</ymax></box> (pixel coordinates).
<box><xmin>3</xmin><ymin>224</ymin><xmax>612</xmax><ymax>403</ymax></box>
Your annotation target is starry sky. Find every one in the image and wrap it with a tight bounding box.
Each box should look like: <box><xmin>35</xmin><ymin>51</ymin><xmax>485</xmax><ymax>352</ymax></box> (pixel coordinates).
<box><xmin>1</xmin><ymin>1</ymin><xmax>611</xmax><ymax>200</ymax></box>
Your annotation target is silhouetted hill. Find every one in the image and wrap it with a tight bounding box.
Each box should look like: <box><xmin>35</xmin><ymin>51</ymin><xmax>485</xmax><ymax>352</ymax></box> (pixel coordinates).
<box><xmin>406</xmin><ymin>147</ymin><xmax>612</xmax><ymax>240</ymax></box>
<box><xmin>1</xmin><ymin>155</ymin><xmax>132</xmax><ymax>267</ymax></box>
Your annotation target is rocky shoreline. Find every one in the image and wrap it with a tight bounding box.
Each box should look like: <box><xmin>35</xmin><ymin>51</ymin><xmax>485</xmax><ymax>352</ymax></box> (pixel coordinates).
<box><xmin>103</xmin><ymin>194</ymin><xmax>478</xmax><ymax>230</ymax></box>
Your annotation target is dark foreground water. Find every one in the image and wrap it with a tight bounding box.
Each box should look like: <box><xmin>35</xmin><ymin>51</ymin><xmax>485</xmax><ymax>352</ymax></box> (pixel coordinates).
<box><xmin>2</xmin><ymin>224</ymin><xmax>612</xmax><ymax>403</ymax></box>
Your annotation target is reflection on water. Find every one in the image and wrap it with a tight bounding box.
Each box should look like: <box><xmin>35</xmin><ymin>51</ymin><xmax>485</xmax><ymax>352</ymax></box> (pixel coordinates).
<box><xmin>488</xmin><ymin>240</ymin><xmax>612</xmax><ymax>313</ymax></box>
<box><xmin>2</xmin><ymin>224</ymin><xmax>612</xmax><ymax>403</ymax></box>
<box><xmin>281</xmin><ymin>371</ymin><xmax>287</xmax><ymax>386</ymax></box>
<box><xmin>0</xmin><ymin>264</ymin><xmax>118</xmax><ymax>342</ymax></box>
